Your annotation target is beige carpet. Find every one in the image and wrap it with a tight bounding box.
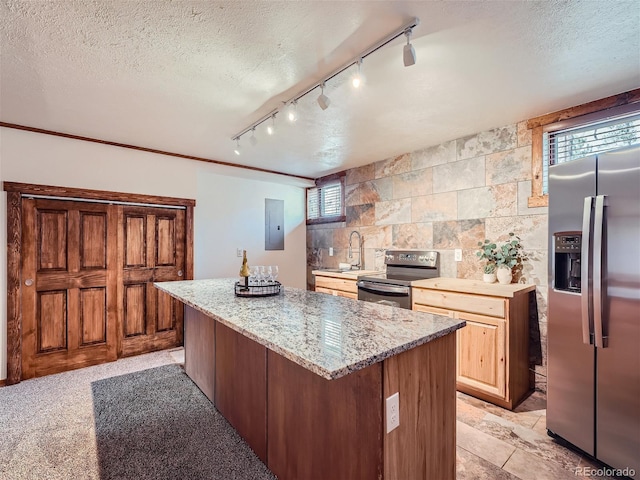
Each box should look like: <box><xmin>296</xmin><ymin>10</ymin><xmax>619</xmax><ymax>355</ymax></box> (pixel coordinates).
<box><xmin>0</xmin><ymin>349</ymin><xmax>274</xmax><ymax>480</ymax></box>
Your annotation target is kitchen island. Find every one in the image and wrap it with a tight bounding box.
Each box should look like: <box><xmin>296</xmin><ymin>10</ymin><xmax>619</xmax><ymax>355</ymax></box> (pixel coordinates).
<box><xmin>155</xmin><ymin>278</ymin><xmax>465</xmax><ymax>480</ymax></box>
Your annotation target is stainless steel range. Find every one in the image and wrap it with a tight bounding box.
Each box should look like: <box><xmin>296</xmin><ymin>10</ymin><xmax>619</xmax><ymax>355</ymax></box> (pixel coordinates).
<box><xmin>357</xmin><ymin>250</ymin><xmax>439</xmax><ymax>309</ymax></box>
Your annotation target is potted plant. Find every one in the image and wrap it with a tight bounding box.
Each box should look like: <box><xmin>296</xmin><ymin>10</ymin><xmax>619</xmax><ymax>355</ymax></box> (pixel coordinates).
<box><xmin>483</xmin><ymin>263</ymin><xmax>497</xmax><ymax>283</ymax></box>
<box><xmin>476</xmin><ymin>239</ymin><xmax>498</xmax><ymax>283</ymax></box>
<box><xmin>495</xmin><ymin>233</ymin><xmax>525</xmax><ymax>284</ymax></box>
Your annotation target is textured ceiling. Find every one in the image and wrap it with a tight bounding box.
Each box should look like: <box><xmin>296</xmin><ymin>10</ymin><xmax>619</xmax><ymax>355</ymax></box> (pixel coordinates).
<box><xmin>1</xmin><ymin>0</ymin><xmax>639</xmax><ymax>180</ymax></box>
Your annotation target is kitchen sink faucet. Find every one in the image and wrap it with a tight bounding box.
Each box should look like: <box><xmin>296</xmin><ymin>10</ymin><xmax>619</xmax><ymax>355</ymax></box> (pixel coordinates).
<box><xmin>348</xmin><ymin>231</ymin><xmax>363</xmax><ymax>269</ymax></box>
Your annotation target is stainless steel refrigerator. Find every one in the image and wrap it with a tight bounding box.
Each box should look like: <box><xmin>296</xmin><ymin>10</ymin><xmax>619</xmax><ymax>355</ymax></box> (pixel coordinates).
<box><xmin>547</xmin><ymin>145</ymin><xmax>640</xmax><ymax>479</ymax></box>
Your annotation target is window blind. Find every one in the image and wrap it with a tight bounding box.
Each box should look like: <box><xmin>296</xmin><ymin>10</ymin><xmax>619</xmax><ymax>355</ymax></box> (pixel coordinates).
<box><xmin>307</xmin><ymin>181</ymin><xmax>343</xmax><ymax>222</ymax></box>
<box><xmin>543</xmin><ymin>112</ymin><xmax>640</xmax><ymax>194</ymax></box>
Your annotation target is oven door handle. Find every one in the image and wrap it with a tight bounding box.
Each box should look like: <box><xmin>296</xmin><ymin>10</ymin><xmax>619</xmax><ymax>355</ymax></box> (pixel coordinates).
<box><xmin>356</xmin><ymin>281</ymin><xmax>410</xmax><ymax>295</ymax></box>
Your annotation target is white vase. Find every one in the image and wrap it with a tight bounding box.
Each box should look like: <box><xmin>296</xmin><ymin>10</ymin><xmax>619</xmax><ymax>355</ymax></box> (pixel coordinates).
<box><xmin>496</xmin><ymin>267</ymin><xmax>512</xmax><ymax>285</ymax></box>
<box><xmin>483</xmin><ymin>273</ymin><xmax>497</xmax><ymax>283</ymax></box>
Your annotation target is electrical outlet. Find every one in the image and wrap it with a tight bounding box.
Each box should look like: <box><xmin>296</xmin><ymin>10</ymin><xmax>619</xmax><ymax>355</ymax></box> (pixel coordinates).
<box><xmin>454</xmin><ymin>248</ymin><xmax>462</xmax><ymax>262</ymax></box>
<box><xmin>236</xmin><ymin>248</ymin><xmax>243</xmax><ymax>257</ymax></box>
<box><xmin>329</xmin><ymin>247</ymin><xmax>334</xmax><ymax>256</ymax></box>
<box><xmin>386</xmin><ymin>392</ymin><xmax>400</xmax><ymax>433</ymax></box>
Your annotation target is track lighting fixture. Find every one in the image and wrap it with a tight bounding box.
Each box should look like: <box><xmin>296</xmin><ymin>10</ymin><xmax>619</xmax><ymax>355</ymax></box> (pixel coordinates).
<box><xmin>287</xmin><ymin>100</ymin><xmax>298</xmax><ymax>122</ymax></box>
<box><xmin>317</xmin><ymin>83</ymin><xmax>330</xmax><ymax>110</ymax></box>
<box><xmin>352</xmin><ymin>59</ymin><xmax>363</xmax><ymax>89</ymax></box>
<box><xmin>403</xmin><ymin>28</ymin><xmax>416</xmax><ymax>67</ymax></box>
<box><xmin>266</xmin><ymin>114</ymin><xmax>276</xmax><ymax>135</ymax></box>
<box><xmin>230</xmin><ymin>17</ymin><xmax>419</xmax><ymax>152</ymax></box>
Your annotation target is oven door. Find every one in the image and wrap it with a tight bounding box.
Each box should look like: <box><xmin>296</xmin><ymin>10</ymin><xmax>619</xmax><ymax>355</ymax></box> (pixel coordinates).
<box><xmin>356</xmin><ymin>280</ymin><xmax>411</xmax><ymax>309</ymax></box>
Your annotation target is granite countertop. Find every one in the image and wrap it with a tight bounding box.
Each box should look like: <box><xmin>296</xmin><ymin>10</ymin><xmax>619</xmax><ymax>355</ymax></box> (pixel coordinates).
<box><xmin>155</xmin><ymin>278</ymin><xmax>464</xmax><ymax>380</ymax></box>
<box><xmin>411</xmin><ymin>277</ymin><xmax>536</xmax><ymax>298</ymax></box>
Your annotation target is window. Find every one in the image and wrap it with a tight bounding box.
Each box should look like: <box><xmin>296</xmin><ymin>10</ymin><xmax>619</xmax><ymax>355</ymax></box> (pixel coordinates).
<box><xmin>527</xmin><ymin>88</ymin><xmax>640</xmax><ymax>207</ymax></box>
<box><xmin>306</xmin><ymin>173</ymin><xmax>345</xmax><ymax>224</ymax></box>
<box><xmin>542</xmin><ymin>110</ymin><xmax>640</xmax><ymax>193</ymax></box>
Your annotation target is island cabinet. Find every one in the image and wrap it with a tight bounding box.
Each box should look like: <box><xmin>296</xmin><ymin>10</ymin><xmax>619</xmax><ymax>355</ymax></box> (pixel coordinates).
<box><xmin>156</xmin><ymin>278</ymin><xmax>465</xmax><ymax>480</ymax></box>
<box><xmin>412</xmin><ymin>278</ymin><xmax>536</xmax><ymax>410</ymax></box>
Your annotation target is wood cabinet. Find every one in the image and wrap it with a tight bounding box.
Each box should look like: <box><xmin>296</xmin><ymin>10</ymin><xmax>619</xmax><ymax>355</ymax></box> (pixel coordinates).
<box><xmin>183</xmin><ymin>304</ymin><xmax>457</xmax><ymax>480</ymax></box>
<box><xmin>312</xmin><ymin>271</ymin><xmax>359</xmax><ymax>299</ymax></box>
<box><xmin>412</xmin><ymin>279</ymin><xmax>535</xmax><ymax>410</ymax></box>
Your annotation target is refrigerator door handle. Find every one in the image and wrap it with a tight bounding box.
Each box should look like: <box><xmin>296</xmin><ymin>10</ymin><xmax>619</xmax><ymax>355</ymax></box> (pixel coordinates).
<box><xmin>593</xmin><ymin>195</ymin><xmax>607</xmax><ymax>348</ymax></box>
<box><xmin>581</xmin><ymin>196</ymin><xmax>593</xmax><ymax>345</ymax></box>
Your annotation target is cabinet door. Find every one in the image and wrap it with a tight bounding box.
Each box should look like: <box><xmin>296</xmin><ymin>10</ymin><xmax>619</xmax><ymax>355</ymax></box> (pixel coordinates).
<box><xmin>412</xmin><ymin>303</ymin><xmax>455</xmax><ymax>318</ymax></box>
<box><xmin>316</xmin><ymin>286</ymin><xmax>337</xmax><ymax>296</ymax></box>
<box><xmin>456</xmin><ymin>311</ymin><xmax>506</xmax><ymax>399</ymax></box>
<box><xmin>336</xmin><ymin>291</ymin><xmax>357</xmax><ymax>300</ymax></box>
<box><xmin>315</xmin><ymin>286</ymin><xmax>357</xmax><ymax>300</ymax></box>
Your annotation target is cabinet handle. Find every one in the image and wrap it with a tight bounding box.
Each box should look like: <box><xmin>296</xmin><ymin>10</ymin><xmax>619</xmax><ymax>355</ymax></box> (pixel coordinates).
<box><xmin>24</xmin><ymin>278</ymin><xmax>34</xmax><ymax>286</ymax></box>
<box><xmin>177</xmin><ymin>270</ymin><xmax>183</xmax><ymax>277</ymax></box>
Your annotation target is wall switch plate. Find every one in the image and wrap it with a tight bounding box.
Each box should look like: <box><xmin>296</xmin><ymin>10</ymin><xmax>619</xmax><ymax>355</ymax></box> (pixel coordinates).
<box><xmin>329</xmin><ymin>247</ymin><xmax>334</xmax><ymax>256</ymax></box>
<box><xmin>386</xmin><ymin>392</ymin><xmax>400</xmax><ymax>433</ymax></box>
<box><xmin>454</xmin><ymin>249</ymin><xmax>462</xmax><ymax>262</ymax></box>
<box><xmin>236</xmin><ymin>248</ymin><xmax>243</xmax><ymax>257</ymax></box>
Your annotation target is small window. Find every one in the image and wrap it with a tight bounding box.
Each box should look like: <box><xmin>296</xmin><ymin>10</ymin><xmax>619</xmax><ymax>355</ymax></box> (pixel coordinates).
<box><xmin>306</xmin><ymin>174</ymin><xmax>345</xmax><ymax>224</ymax></box>
<box><xmin>542</xmin><ymin>110</ymin><xmax>640</xmax><ymax>194</ymax></box>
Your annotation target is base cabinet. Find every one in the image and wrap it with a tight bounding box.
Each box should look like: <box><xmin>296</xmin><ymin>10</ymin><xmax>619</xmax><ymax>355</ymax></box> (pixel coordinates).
<box><xmin>412</xmin><ymin>280</ymin><xmax>534</xmax><ymax>410</ymax></box>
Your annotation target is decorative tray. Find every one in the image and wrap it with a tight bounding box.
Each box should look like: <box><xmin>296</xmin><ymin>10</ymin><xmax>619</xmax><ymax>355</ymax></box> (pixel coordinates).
<box><xmin>234</xmin><ymin>281</ymin><xmax>282</xmax><ymax>297</ymax></box>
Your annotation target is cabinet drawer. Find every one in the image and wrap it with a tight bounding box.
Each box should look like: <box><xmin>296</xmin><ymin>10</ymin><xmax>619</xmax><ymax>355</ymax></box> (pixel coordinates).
<box><xmin>413</xmin><ymin>288</ymin><xmax>505</xmax><ymax>318</ymax></box>
<box><xmin>315</xmin><ymin>276</ymin><xmax>358</xmax><ymax>294</ymax></box>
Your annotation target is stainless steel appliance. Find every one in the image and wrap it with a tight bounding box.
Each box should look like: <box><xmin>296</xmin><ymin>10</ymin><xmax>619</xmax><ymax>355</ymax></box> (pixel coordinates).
<box><xmin>547</xmin><ymin>145</ymin><xmax>640</xmax><ymax>479</ymax></box>
<box><xmin>357</xmin><ymin>250</ymin><xmax>439</xmax><ymax>309</ymax></box>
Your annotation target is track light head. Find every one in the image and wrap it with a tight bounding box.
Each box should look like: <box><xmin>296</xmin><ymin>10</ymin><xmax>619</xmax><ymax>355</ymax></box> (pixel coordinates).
<box><xmin>233</xmin><ymin>138</ymin><xmax>241</xmax><ymax>156</ymax></box>
<box><xmin>317</xmin><ymin>83</ymin><xmax>330</xmax><ymax>110</ymax></box>
<box><xmin>287</xmin><ymin>100</ymin><xmax>298</xmax><ymax>122</ymax></box>
<box><xmin>249</xmin><ymin>128</ymin><xmax>258</xmax><ymax>146</ymax></box>
<box><xmin>266</xmin><ymin>114</ymin><xmax>276</xmax><ymax>135</ymax></box>
<box><xmin>352</xmin><ymin>58</ymin><xmax>363</xmax><ymax>88</ymax></box>
<box><xmin>403</xmin><ymin>28</ymin><xmax>416</xmax><ymax>67</ymax></box>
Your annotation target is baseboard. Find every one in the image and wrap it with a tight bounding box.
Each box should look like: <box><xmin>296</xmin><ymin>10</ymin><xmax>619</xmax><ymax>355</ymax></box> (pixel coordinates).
<box><xmin>0</xmin><ymin>378</ymin><xmax>6</xmax><ymax>387</ymax></box>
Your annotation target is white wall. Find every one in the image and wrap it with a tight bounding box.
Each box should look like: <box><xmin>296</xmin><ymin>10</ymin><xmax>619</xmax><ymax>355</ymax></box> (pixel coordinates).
<box><xmin>0</xmin><ymin>127</ymin><xmax>310</xmax><ymax>380</ymax></box>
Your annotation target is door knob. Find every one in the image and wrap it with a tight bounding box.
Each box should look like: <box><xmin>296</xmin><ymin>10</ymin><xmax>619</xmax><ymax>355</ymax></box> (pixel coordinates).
<box><xmin>24</xmin><ymin>278</ymin><xmax>34</xmax><ymax>286</ymax></box>
<box><xmin>178</xmin><ymin>270</ymin><xmax>183</xmax><ymax>277</ymax></box>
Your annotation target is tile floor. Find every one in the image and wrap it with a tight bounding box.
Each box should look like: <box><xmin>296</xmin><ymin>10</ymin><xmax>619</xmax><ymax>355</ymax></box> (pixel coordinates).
<box><xmin>455</xmin><ymin>390</ymin><xmax>618</xmax><ymax>480</ymax></box>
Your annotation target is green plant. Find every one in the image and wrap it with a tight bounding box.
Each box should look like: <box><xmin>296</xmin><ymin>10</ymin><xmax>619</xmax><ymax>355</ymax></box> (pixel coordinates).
<box><xmin>483</xmin><ymin>263</ymin><xmax>496</xmax><ymax>274</ymax></box>
<box><xmin>495</xmin><ymin>233</ymin><xmax>526</xmax><ymax>269</ymax></box>
<box><xmin>476</xmin><ymin>239</ymin><xmax>498</xmax><ymax>265</ymax></box>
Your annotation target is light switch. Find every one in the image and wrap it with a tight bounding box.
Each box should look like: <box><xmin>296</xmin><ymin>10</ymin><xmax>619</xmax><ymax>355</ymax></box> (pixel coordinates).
<box><xmin>329</xmin><ymin>247</ymin><xmax>334</xmax><ymax>256</ymax></box>
<box><xmin>454</xmin><ymin>249</ymin><xmax>462</xmax><ymax>262</ymax></box>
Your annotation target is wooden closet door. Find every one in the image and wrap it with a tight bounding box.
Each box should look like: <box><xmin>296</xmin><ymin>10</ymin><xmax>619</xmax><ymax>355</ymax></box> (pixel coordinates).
<box><xmin>21</xmin><ymin>199</ymin><xmax>118</xmax><ymax>379</ymax></box>
<box><xmin>119</xmin><ymin>206</ymin><xmax>185</xmax><ymax>356</ymax></box>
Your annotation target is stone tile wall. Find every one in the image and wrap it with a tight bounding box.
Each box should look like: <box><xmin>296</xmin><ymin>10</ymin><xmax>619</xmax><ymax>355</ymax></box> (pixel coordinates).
<box><xmin>307</xmin><ymin>120</ymin><xmax>549</xmax><ymax>392</ymax></box>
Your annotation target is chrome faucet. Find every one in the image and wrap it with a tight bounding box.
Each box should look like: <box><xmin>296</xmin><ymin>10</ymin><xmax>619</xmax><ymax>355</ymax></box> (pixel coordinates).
<box><xmin>348</xmin><ymin>230</ymin><xmax>362</xmax><ymax>269</ymax></box>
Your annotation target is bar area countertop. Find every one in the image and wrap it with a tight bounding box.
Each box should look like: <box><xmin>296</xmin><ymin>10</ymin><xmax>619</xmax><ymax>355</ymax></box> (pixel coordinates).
<box><xmin>155</xmin><ymin>278</ymin><xmax>464</xmax><ymax>380</ymax></box>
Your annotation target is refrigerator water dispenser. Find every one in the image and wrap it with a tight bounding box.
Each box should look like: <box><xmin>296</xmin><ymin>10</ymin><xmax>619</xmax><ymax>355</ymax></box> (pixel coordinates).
<box><xmin>553</xmin><ymin>232</ymin><xmax>582</xmax><ymax>292</ymax></box>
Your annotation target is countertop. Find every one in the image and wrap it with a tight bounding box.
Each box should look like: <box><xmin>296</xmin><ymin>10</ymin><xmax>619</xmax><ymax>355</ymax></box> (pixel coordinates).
<box><xmin>411</xmin><ymin>277</ymin><xmax>536</xmax><ymax>298</ymax></box>
<box><xmin>155</xmin><ymin>278</ymin><xmax>464</xmax><ymax>380</ymax></box>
